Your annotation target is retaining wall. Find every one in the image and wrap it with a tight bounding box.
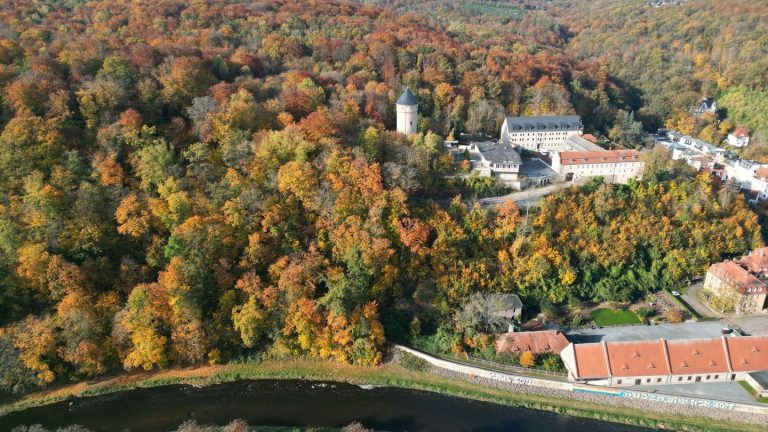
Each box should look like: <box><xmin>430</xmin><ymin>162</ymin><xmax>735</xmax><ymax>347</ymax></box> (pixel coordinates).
<box><xmin>394</xmin><ymin>344</ymin><xmax>768</xmax><ymax>416</ymax></box>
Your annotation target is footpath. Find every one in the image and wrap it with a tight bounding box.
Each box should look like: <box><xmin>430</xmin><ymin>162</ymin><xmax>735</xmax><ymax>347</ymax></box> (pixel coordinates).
<box><xmin>394</xmin><ymin>345</ymin><xmax>768</xmax><ymax>426</ymax></box>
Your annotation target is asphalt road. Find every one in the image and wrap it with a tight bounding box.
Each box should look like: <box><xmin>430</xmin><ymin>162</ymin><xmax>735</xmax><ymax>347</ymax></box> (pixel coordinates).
<box><xmin>477</xmin><ymin>183</ymin><xmax>565</xmax><ymax>207</ymax></box>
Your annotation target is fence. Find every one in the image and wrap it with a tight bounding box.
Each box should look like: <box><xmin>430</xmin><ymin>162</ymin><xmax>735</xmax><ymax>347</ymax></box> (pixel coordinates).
<box><xmin>465</xmin><ymin>355</ymin><xmax>567</xmax><ymax>379</ymax></box>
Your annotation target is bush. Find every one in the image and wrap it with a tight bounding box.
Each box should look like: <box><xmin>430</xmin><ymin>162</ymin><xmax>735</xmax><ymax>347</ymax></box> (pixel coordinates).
<box><xmin>636</xmin><ymin>307</ymin><xmax>653</xmax><ymax>318</ymax></box>
<box><xmin>571</xmin><ymin>315</ymin><xmax>583</xmax><ymax>327</ymax></box>
<box><xmin>666</xmin><ymin>309</ymin><xmax>684</xmax><ymax>323</ymax></box>
<box><xmin>538</xmin><ymin>353</ymin><xmax>566</xmax><ymax>372</ymax></box>
<box><xmin>519</xmin><ymin>350</ymin><xmax>536</xmax><ymax>368</ymax></box>
<box><xmin>397</xmin><ymin>352</ymin><xmax>429</xmax><ymax>371</ymax></box>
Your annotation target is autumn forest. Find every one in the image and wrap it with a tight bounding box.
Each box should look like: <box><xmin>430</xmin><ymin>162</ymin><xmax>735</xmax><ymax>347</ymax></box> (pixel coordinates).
<box><xmin>0</xmin><ymin>0</ymin><xmax>767</xmax><ymax>393</ymax></box>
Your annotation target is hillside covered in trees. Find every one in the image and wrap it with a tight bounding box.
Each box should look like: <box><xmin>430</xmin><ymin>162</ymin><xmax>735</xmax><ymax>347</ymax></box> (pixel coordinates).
<box><xmin>0</xmin><ymin>0</ymin><xmax>763</xmax><ymax>393</ymax></box>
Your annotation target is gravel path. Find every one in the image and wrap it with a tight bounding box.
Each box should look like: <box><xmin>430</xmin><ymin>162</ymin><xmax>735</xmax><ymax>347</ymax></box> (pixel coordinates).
<box><xmin>428</xmin><ymin>365</ymin><xmax>768</xmax><ymax>426</ymax></box>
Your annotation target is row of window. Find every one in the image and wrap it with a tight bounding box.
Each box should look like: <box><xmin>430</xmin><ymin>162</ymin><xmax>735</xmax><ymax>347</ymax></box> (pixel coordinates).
<box><xmin>616</xmin><ymin>374</ymin><xmax>736</xmax><ymax>385</ymax></box>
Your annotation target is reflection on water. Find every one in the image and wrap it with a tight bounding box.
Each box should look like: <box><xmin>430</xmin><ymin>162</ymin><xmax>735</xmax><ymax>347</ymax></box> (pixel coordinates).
<box><xmin>0</xmin><ymin>380</ymin><xmax>651</xmax><ymax>432</ymax></box>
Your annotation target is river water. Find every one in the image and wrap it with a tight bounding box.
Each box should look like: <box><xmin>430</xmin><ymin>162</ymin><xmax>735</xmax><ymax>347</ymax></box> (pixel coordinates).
<box><xmin>0</xmin><ymin>380</ymin><xmax>652</xmax><ymax>431</ymax></box>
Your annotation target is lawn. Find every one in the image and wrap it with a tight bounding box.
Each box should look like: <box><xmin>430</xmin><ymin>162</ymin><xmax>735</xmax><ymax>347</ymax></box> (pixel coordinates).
<box><xmin>738</xmin><ymin>381</ymin><xmax>768</xmax><ymax>403</ymax></box>
<box><xmin>590</xmin><ymin>308</ymin><xmax>642</xmax><ymax>326</ymax></box>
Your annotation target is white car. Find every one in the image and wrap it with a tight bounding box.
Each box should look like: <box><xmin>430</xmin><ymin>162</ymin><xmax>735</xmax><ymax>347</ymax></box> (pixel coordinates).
<box><xmin>671</xmin><ymin>290</ymin><xmax>681</xmax><ymax>296</ymax></box>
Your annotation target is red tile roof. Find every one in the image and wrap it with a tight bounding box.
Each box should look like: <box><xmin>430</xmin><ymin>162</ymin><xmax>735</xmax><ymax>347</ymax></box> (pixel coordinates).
<box><xmin>606</xmin><ymin>340</ymin><xmax>671</xmax><ymax>377</ymax></box>
<box><xmin>732</xmin><ymin>126</ymin><xmax>750</xmax><ymax>138</ymax></box>
<box><xmin>567</xmin><ymin>335</ymin><xmax>768</xmax><ymax>380</ymax></box>
<box><xmin>726</xmin><ymin>336</ymin><xmax>768</xmax><ymax>372</ymax></box>
<box><xmin>738</xmin><ymin>248</ymin><xmax>768</xmax><ymax>275</ymax></box>
<box><xmin>755</xmin><ymin>168</ymin><xmax>768</xmax><ymax>181</ymax></box>
<box><xmin>667</xmin><ymin>338</ymin><xmax>728</xmax><ymax>375</ymax></box>
<box><xmin>557</xmin><ymin>150</ymin><xmax>642</xmax><ymax>166</ymax></box>
<box><xmin>573</xmin><ymin>343</ymin><xmax>611</xmax><ymax>379</ymax></box>
<box><xmin>495</xmin><ymin>330</ymin><xmax>570</xmax><ymax>355</ymax></box>
<box><xmin>708</xmin><ymin>260</ymin><xmax>767</xmax><ymax>294</ymax></box>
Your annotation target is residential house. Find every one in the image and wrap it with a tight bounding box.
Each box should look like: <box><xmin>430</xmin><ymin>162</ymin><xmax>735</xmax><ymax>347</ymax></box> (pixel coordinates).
<box><xmin>693</xmin><ymin>97</ymin><xmax>717</xmax><ymax>117</ymax></box>
<box><xmin>727</xmin><ymin>127</ymin><xmax>750</xmax><ymax>147</ymax></box>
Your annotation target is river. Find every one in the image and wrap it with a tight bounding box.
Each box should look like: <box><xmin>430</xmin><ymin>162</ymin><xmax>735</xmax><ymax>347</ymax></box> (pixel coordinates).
<box><xmin>0</xmin><ymin>380</ymin><xmax>652</xmax><ymax>431</ymax></box>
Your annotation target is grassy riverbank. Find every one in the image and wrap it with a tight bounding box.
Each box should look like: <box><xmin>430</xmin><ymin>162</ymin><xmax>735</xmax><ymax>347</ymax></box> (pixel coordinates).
<box><xmin>0</xmin><ymin>358</ymin><xmax>762</xmax><ymax>432</ymax></box>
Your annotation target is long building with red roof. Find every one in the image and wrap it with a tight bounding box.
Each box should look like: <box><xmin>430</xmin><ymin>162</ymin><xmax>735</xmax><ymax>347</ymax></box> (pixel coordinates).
<box><xmin>560</xmin><ymin>335</ymin><xmax>768</xmax><ymax>386</ymax></box>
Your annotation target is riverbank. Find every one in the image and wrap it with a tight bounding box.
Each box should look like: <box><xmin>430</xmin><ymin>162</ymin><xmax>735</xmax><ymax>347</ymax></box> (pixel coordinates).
<box><xmin>0</xmin><ymin>357</ymin><xmax>762</xmax><ymax>432</ymax></box>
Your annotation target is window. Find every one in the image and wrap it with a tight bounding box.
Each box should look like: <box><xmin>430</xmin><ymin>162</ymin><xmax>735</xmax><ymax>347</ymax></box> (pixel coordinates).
<box><xmin>677</xmin><ymin>377</ymin><xmax>683</xmax><ymax>382</ymax></box>
<box><xmin>687</xmin><ymin>376</ymin><xmax>692</xmax><ymax>381</ymax></box>
<box><xmin>634</xmin><ymin>379</ymin><xmax>641</xmax><ymax>385</ymax></box>
<box><xmin>646</xmin><ymin>378</ymin><xmax>651</xmax><ymax>383</ymax></box>
<box><xmin>731</xmin><ymin>374</ymin><xmax>736</xmax><ymax>381</ymax></box>
<box><xmin>715</xmin><ymin>375</ymin><xmax>719</xmax><ymax>379</ymax></box>
<box><xmin>617</xmin><ymin>380</ymin><xmax>622</xmax><ymax>385</ymax></box>
<box><xmin>706</xmin><ymin>375</ymin><xmax>711</xmax><ymax>380</ymax></box>
<box><xmin>656</xmin><ymin>378</ymin><xmax>662</xmax><ymax>383</ymax></box>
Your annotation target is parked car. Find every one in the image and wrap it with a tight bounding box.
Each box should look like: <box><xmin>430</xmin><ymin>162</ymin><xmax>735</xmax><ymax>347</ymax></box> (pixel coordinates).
<box><xmin>721</xmin><ymin>326</ymin><xmax>733</xmax><ymax>334</ymax></box>
<box><xmin>671</xmin><ymin>290</ymin><xmax>681</xmax><ymax>296</ymax></box>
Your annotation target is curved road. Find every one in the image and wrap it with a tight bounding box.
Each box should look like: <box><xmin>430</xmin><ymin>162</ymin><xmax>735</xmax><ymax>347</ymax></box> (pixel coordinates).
<box><xmin>478</xmin><ymin>183</ymin><xmax>566</xmax><ymax>207</ymax></box>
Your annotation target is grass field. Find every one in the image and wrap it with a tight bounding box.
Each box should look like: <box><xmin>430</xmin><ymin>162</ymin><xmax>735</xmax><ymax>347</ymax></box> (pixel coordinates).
<box><xmin>590</xmin><ymin>308</ymin><xmax>642</xmax><ymax>326</ymax></box>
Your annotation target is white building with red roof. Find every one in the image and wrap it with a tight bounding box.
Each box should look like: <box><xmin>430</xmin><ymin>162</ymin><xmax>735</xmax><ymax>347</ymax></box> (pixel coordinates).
<box><xmin>560</xmin><ymin>335</ymin><xmax>768</xmax><ymax>386</ymax></box>
<box><xmin>727</xmin><ymin>126</ymin><xmax>750</xmax><ymax>147</ymax></box>
<box><xmin>551</xmin><ymin>149</ymin><xmax>644</xmax><ymax>184</ymax></box>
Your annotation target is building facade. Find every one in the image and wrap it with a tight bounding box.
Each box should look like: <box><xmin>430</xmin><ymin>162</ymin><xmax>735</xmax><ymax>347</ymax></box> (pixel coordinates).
<box><xmin>464</xmin><ymin>141</ymin><xmax>522</xmax><ymax>184</ymax></box>
<box><xmin>500</xmin><ymin>115</ymin><xmax>583</xmax><ymax>152</ymax></box>
<box><xmin>395</xmin><ymin>87</ymin><xmax>418</xmax><ymax>135</ymax></box>
<box><xmin>560</xmin><ymin>335</ymin><xmax>768</xmax><ymax>386</ymax></box>
<box><xmin>704</xmin><ymin>248</ymin><xmax>768</xmax><ymax>315</ymax></box>
<box><xmin>551</xmin><ymin>150</ymin><xmax>644</xmax><ymax>184</ymax></box>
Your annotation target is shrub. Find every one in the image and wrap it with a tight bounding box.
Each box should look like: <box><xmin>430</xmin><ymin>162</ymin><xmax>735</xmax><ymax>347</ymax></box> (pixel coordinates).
<box><xmin>519</xmin><ymin>350</ymin><xmax>536</xmax><ymax>368</ymax></box>
<box><xmin>666</xmin><ymin>309</ymin><xmax>684</xmax><ymax>323</ymax></box>
<box><xmin>636</xmin><ymin>307</ymin><xmax>653</xmax><ymax>318</ymax></box>
<box><xmin>539</xmin><ymin>353</ymin><xmax>565</xmax><ymax>372</ymax></box>
<box><xmin>397</xmin><ymin>352</ymin><xmax>429</xmax><ymax>371</ymax></box>
<box><xmin>571</xmin><ymin>315</ymin><xmax>583</xmax><ymax>327</ymax></box>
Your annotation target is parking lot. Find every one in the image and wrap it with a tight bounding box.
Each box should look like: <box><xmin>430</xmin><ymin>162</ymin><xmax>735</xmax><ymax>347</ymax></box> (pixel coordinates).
<box><xmin>634</xmin><ymin>382</ymin><xmax>756</xmax><ymax>404</ymax></box>
<box><xmin>565</xmin><ymin>321</ymin><xmax>726</xmax><ymax>343</ymax></box>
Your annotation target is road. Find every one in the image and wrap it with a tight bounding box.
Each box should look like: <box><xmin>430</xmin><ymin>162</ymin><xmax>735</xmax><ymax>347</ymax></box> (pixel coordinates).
<box><xmin>681</xmin><ymin>281</ymin><xmax>719</xmax><ymax>318</ymax></box>
<box><xmin>477</xmin><ymin>183</ymin><xmax>565</xmax><ymax>207</ymax></box>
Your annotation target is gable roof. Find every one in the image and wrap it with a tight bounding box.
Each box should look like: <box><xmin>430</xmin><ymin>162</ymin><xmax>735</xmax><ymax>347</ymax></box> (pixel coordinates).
<box><xmin>565</xmin><ymin>335</ymin><xmax>768</xmax><ymax>380</ymax></box>
<box><xmin>474</xmin><ymin>142</ymin><xmax>522</xmax><ymax>165</ymax></box>
<box><xmin>572</xmin><ymin>342</ymin><xmax>611</xmax><ymax>379</ymax></box>
<box><xmin>396</xmin><ymin>87</ymin><xmax>418</xmax><ymax>106</ymax></box>
<box><xmin>607</xmin><ymin>340</ymin><xmax>671</xmax><ymax>377</ymax></box>
<box><xmin>495</xmin><ymin>330</ymin><xmax>570</xmax><ymax>355</ymax></box>
<box><xmin>667</xmin><ymin>338</ymin><xmax>728</xmax><ymax>375</ymax></box>
<box><xmin>726</xmin><ymin>336</ymin><xmax>768</xmax><ymax>372</ymax></box>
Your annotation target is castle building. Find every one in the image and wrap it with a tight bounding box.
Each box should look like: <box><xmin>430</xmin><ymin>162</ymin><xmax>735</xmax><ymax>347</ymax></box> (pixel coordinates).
<box><xmin>396</xmin><ymin>87</ymin><xmax>418</xmax><ymax>135</ymax></box>
<box><xmin>500</xmin><ymin>115</ymin><xmax>583</xmax><ymax>152</ymax></box>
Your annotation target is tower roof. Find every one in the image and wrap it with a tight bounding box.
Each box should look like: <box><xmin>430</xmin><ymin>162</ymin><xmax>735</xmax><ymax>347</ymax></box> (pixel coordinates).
<box><xmin>396</xmin><ymin>87</ymin><xmax>418</xmax><ymax>106</ymax></box>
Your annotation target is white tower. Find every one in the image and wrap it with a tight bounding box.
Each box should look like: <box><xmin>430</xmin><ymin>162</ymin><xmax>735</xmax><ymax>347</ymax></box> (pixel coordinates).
<box><xmin>396</xmin><ymin>87</ymin><xmax>418</xmax><ymax>135</ymax></box>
